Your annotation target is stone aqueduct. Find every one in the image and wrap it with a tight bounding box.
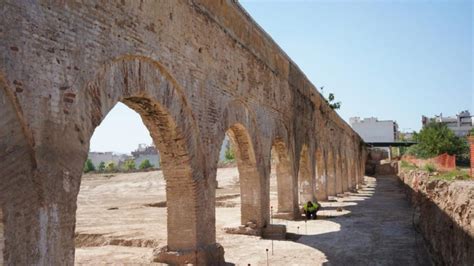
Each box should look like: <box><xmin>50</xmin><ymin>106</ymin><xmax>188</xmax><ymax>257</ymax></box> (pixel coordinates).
<box><xmin>0</xmin><ymin>1</ymin><xmax>367</xmax><ymax>264</ymax></box>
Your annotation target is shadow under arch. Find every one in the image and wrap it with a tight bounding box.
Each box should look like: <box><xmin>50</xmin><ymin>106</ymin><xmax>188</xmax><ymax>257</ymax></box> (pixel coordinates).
<box><xmin>74</xmin><ymin>56</ymin><xmax>222</xmax><ymax>263</ymax></box>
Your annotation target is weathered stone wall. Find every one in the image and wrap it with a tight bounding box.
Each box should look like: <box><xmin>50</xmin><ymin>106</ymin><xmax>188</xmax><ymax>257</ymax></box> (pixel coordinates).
<box><xmin>398</xmin><ymin>169</ymin><xmax>474</xmax><ymax>265</ymax></box>
<box><xmin>0</xmin><ymin>209</ymin><xmax>3</xmax><ymax>266</ymax></box>
<box><xmin>0</xmin><ymin>1</ymin><xmax>366</xmax><ymax>264</ymax></box>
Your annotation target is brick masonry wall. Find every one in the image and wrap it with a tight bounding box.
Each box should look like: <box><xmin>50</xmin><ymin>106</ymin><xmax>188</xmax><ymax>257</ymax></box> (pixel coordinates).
<box><xmin>0</xmin><ymin>1</ymin><xmax>367</xmax><ymax>264</ymax></box>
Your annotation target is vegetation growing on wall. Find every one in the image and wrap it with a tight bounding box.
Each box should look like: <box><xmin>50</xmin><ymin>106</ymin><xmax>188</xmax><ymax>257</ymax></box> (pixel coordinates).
<box><xmin>319</xmin><ymin>86</ymin><xmax>341</xmax><ymax>110</ymax></box>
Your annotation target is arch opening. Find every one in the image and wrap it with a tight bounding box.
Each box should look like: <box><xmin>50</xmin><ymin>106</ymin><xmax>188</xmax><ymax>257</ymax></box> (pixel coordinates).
<box><xmin>75</xmin><ymin>97</ymin><xmax>192</xmax><ymax>263</ymax></box>
<box><xmin>216</xmin><ymin>123</ymin><xmax>265</xmax><ymax>229</ymax></box>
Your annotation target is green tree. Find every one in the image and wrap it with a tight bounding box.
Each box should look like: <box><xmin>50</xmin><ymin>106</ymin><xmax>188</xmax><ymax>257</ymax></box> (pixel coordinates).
<box><xmin>123</xmin><ymin>159</ymin><xmax>136</xmax><ymax>171</ymax></box>
<box><xmin>224</xmin><ymin>141</ymin><xmax>235</xmax><ymax>162</ymax></box>
<box><xmin>320</xmin><ymin>86</ymin><xmax>341</xmax><ymax>110</ymax></box>
<box><xmin>98</xmin><ymin>161</ymin><xmax>106</xmax><ymax>172</ymax></box>
<box><xmin>83</xmin><ymin>158</ymin><xmax>95</xmax><ymax>173</ymax></box>
<box><xmin>105</xmin><ymin>161</ymin><xmax>116</xmax><ymax>172</ymax></box>
<box><xmin>139</xmin><ymin>159</ymin><xmax>154</xmax><ymax>169</ymax></box>
<box><xmin>407</xmin><ymin>122</ymin><xmax>469</xmax><ymax>159</ymax></box>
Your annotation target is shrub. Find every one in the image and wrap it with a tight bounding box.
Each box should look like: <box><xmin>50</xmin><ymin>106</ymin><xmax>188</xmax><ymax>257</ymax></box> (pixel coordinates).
<box><xmin>123</xmin><ymin>159</ymin><xmax>136</xmax><ymax>171</ymax></box>
<box><xmin>224</xmin><ymin>141</ymin><xmax>235</xmax><ymax>162</ymax></box>
<box><xmin>83</xmin><ymin>159</ymin><xmax>95</xmax><ymax>173</ymax></box>
<box><xmin>105</xmin><ymin>162</ymin><xmax>116</xmax><ymax>172</ymax></box>
<box><xmin>139</xmin><ymin>159</ymin><xmax>154</xmax><ymax>170</ymax></box>
<box><xmin>408</xmin><ymin>122</ymin><xmax>469</xmax><ymax>159</ymax></box>
<box><xmin>98</xmin><ymin>161</ymin><xmax>106</xmax><ymax>172</ymax></box>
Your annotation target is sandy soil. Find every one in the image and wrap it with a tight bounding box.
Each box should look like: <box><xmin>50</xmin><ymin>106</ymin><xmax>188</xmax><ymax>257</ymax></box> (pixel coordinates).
<box><xmin>75</xmin><ymin>168</ymin><xmax>431</xmax><ymax>265</ymax></box>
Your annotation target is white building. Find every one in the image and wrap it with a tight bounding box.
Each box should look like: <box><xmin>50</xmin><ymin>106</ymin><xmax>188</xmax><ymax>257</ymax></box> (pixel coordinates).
<box><xmin>132</xmin><ymin>144</ymin><xmax>160</xmax><ymax>168</ymax></box>
<box><xmin>422</xmin><ymin>110</ymin><xmax>473</xmax><ymax>137</ymax></box>
<box><xmin>349</xmin><ymin>117</ymin><xmax>399</xmax><ymax>143</ymax></box>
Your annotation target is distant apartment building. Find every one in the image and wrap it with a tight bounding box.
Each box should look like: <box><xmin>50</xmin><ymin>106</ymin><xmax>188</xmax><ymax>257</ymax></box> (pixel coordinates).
<box><xmin>132</xmin><ymin>144</ymin><xmax>160</xmax><ymax>168</ymax></box>
<box><xmin>422</xmin><ymin>110</ymin><xmax>473</xmax><ymax>137</ymax></box>
<box><xmin>349</xmin><ymin>117</ymin><xmax>399</xmax><ymax>142</ymax></box>
<box><xmin>88</xmin><ymin>152</ymin><xmax>131</xmax><ymax>168</ymax></box>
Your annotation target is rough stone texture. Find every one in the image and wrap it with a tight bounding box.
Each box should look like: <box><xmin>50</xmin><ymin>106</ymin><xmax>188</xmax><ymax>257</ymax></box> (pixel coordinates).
<box><xmin>0</xmin><ymin>1</ymin><xmax>366</xmax><ymax>264</ymax></box>
<box><xmin>399</xmin><ymin>169</ymin><xmax>474</xmax><ymax>265</ymax></box>
<box><xmin>0</xmin><ymin>209</ymin><xmax>3</xmax><ymax>265</ymax></box>
<box><xmin>469</xmin><ymin>136</ymin><xmax>474</xmax><ymax>177</ymax></box>
<box><xmin>374</xmin><ymin>161</ymin><xmax>399</xmax><ymax>176</ymax></box>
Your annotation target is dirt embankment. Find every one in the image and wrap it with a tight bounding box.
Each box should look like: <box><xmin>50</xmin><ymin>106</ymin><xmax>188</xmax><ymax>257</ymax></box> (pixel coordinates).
<box><xmin>398</xmin><ymin>169</ymin><xmax>474</xmax><ymax>265</ymax></box>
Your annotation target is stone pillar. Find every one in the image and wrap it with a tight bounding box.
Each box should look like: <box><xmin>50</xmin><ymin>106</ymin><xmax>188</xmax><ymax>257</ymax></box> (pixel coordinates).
<box><xmin>315</xmin><ymin>148</ymin><xmax>328</xmax><ymax>201</ymax></box>
<box><xmin>341</xmin><ymin>156</ymin><xmax>349</xmax><ymax>192</ymax></box>
<box><xmin>335</xmin><ymin>151</ymin><xmax>343</xmax><ymax>195</ymax></box>
<box><xmin>326</xmin><ymin>150</ymin><xmax>337</xmax><ymax>196</ymax></box>
<box><xmin>298</xmin><ymin>147</ymin><xmax>313</xmax><ymax>204</ymax></box>
<box><xmin>155</xmin><ymin>164</ymin><xmax>224</xmax><ymax>264</ymax></box>
<box><xmin>275</xmin><ymin>151</ymin><xmax>298</xmax><ymax>219</ymax></box>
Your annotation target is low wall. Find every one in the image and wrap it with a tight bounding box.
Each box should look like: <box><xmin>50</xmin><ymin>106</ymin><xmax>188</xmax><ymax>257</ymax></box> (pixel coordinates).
<box><xmin>398</xmin><ymin>169</ymin><xmax>474</xmax><ymax>265</ymax></box>
<box><xmin>402</xmin><ymin>153</ymin><xmax>456</xmax><ymax>171</ymax></box>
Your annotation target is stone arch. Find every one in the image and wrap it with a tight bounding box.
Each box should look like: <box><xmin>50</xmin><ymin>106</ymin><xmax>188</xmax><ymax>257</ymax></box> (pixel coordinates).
<box><xmin>218</xmin><ymin>100</ymin><xmax>268</xmax><ymax>228</ymax></box>
<box><xmin>77</xmin><ymin>56</ymin><xmax>221</xmax><ymax>263</ymax></box>
<box><xmin>315</xmin><ymin>145</ymin><xmax>327</xmax><ymax>201</ymax></box>
<box><xmin>298</xmin><ymin>144</ymin><xmax>313</xmax><ymax>204</ymax></box>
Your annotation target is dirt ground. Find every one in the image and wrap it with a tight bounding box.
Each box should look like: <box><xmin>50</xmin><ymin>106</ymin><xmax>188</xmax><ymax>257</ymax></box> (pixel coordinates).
<box><xmin>75</xmin><ymin>168</ymin><xmax>431</xmax><ymax>265</ymax></box>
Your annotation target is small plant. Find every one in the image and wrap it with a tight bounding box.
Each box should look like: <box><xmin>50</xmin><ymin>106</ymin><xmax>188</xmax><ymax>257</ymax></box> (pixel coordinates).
<box><xmin>98</xmin><ymin>161</ymin><xmax>106</xmax><ymax>172</ymax></box>
<box><xmin>83</xmin><ymin>158</ymin><xmax>95</xmax><ymax>173</ymax></box>
<box><xmin>224</xmin><ymin>141</ymin><xmax>236</xmax><ymax>162</ymax></box>
<box><xmin>320</xmin><ymin>86</ymin><xmax>341</xmax><ymax>110</ymax></box>
<box><xmin>423</xmin><ymin>163</ymin><xmax>437</xmax><ymax>173</ymax></box>
<box><xmin>123</xmin><ymin>159</ymin><xmax>136</xmax><ymax>171</ymax></box>
<box><xmin>105</xmin><ymin>162</ymin><xmax>116</xmax><ymax>172</ymax></box>
<box><xmin>139</xmin><ymin>159</ymin><xmax>154</xmax><ymax>170</ymax></box>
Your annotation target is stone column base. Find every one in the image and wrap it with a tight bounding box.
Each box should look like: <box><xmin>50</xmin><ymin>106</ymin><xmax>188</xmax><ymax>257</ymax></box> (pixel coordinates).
<box><xmin>262</xmin><ymin>224</ymin><xmax>287</xmax><ymax>240</ymax></box>
<box><xmin>272</xmin><ymin>211</ymin><xmax>299</xmax><ymax>220</ymax></box>
<box><xmin>152</xmin><ymin>243</ymin><xmax>225</xmax><ymax>265</ymax></box>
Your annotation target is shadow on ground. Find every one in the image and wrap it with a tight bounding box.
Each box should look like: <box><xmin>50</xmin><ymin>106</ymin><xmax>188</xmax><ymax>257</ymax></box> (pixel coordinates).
<box><xmin>280</xmin><ymin>176</ymin><xmax>433</xmax><ymax>265</ymax></box>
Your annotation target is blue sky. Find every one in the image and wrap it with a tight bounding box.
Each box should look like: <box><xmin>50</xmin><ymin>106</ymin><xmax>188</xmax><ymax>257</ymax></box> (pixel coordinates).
<box><xmin>90</xmin><ymin>0</ymin><xmax>472</xmax><ymax>153</ymax></box>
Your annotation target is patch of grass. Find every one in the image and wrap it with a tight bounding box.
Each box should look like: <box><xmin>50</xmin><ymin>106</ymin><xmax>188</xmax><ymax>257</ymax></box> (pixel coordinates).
<box><xmin>423</xmin><ymin>163</ymin><xmax>437</xmax><ymax>173</ymax></box>
<box><xmin>432</xmin><ymin>169</ymin><xmax>471</xmax><ymax>181</ymax></box>
<box><xmin>400</xmin><ymin>160</ymin><xmax>417</xmax><ymax>170</ymax></box>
